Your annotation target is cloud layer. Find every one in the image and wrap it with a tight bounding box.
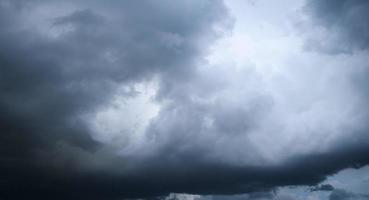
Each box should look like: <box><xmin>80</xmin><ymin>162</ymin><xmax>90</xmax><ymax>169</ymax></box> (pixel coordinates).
<box><xmin>1</xmin><ymin>0</ymin><xmax>369</xmax><ymax>199</ymax></box>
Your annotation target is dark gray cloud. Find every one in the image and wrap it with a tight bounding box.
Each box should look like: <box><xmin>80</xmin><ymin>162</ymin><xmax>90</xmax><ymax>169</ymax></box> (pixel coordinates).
<box><xmin>0</xmin><ymin>0</ymin><xmax>232</xmax><ymax>199</ymax></box>
<box><xmin>2</xmin><ymin>0</ymin><xmax>369</xmax><ymax>199</ymax></box>
<box><xmin>304</xmin><ymin>0</ymin><xmax>369</xmax><ymax>53</ymax></box>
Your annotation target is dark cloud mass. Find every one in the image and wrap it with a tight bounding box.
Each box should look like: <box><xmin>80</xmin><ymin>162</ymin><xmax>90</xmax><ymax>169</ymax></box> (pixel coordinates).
<box><xmin>0</xmin><ymin>0</ymin><xmax>231</xmax><ymax>198</ymax></box>
<box><xmin>304</xmin><ymin>0</ymin><xmax>369</xmax><ymax>53</ymax></box>
<box><xmin>1</xmin><ymin>0</ymin><xmax>369</xmax><ymax>199</ymax></box>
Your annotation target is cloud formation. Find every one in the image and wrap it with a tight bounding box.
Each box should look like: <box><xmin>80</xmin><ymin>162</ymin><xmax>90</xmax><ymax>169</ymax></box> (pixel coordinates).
<box><xmin>304</xmin><ymin>0</ymin><xmax>369</xmax><ymax>53</ymax></box>
<box><xmin>329</xmin><ymin>189</ymin><xmax>369</xmax><ymax>200</ymax></box>
<box><xmin>311</xmin><ymin>184</ymin><xmax>335</xmax><ymax>192</ymax></box>
<box><xmin>1</xmin><ymin>0</ymin><xmax>369</xmax><ymax>199</ymax></box>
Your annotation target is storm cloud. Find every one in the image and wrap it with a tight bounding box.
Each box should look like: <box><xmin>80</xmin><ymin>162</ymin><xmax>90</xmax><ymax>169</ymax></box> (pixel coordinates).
<box><xmin>304</xmin><ymin>0</ymin><xmax>369</xmax><ymax>53</ymax></box>
<box><xmin>1</xmin><ymin>0</ymin><xmax>369</xmax><ymax>199</ymax></box>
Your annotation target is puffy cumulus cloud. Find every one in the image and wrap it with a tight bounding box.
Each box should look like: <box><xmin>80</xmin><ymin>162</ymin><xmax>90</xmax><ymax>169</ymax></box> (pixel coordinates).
<box><xmin>2</xmin><ymin>0</ymin><xmax>369</xmax><ymax>199</ymax></box>
<box><xmin>303</xmin><ymin>0</ymin><xmax>369</xmax><ymax>53</ymax></box>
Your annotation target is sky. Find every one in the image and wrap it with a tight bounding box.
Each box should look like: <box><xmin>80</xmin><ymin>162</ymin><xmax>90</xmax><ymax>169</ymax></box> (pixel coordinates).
<box><xmin>1</xmin><ymin>0</ymin><xmax>369</xmax><ymax>199</ymax></box>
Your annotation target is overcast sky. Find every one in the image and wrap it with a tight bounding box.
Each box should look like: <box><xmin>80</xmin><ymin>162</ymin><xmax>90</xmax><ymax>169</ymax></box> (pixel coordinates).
<box><xmin>1</xmin><ymin>0</ymin><xmax>369</xmax><ymax>199</ymax></box>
